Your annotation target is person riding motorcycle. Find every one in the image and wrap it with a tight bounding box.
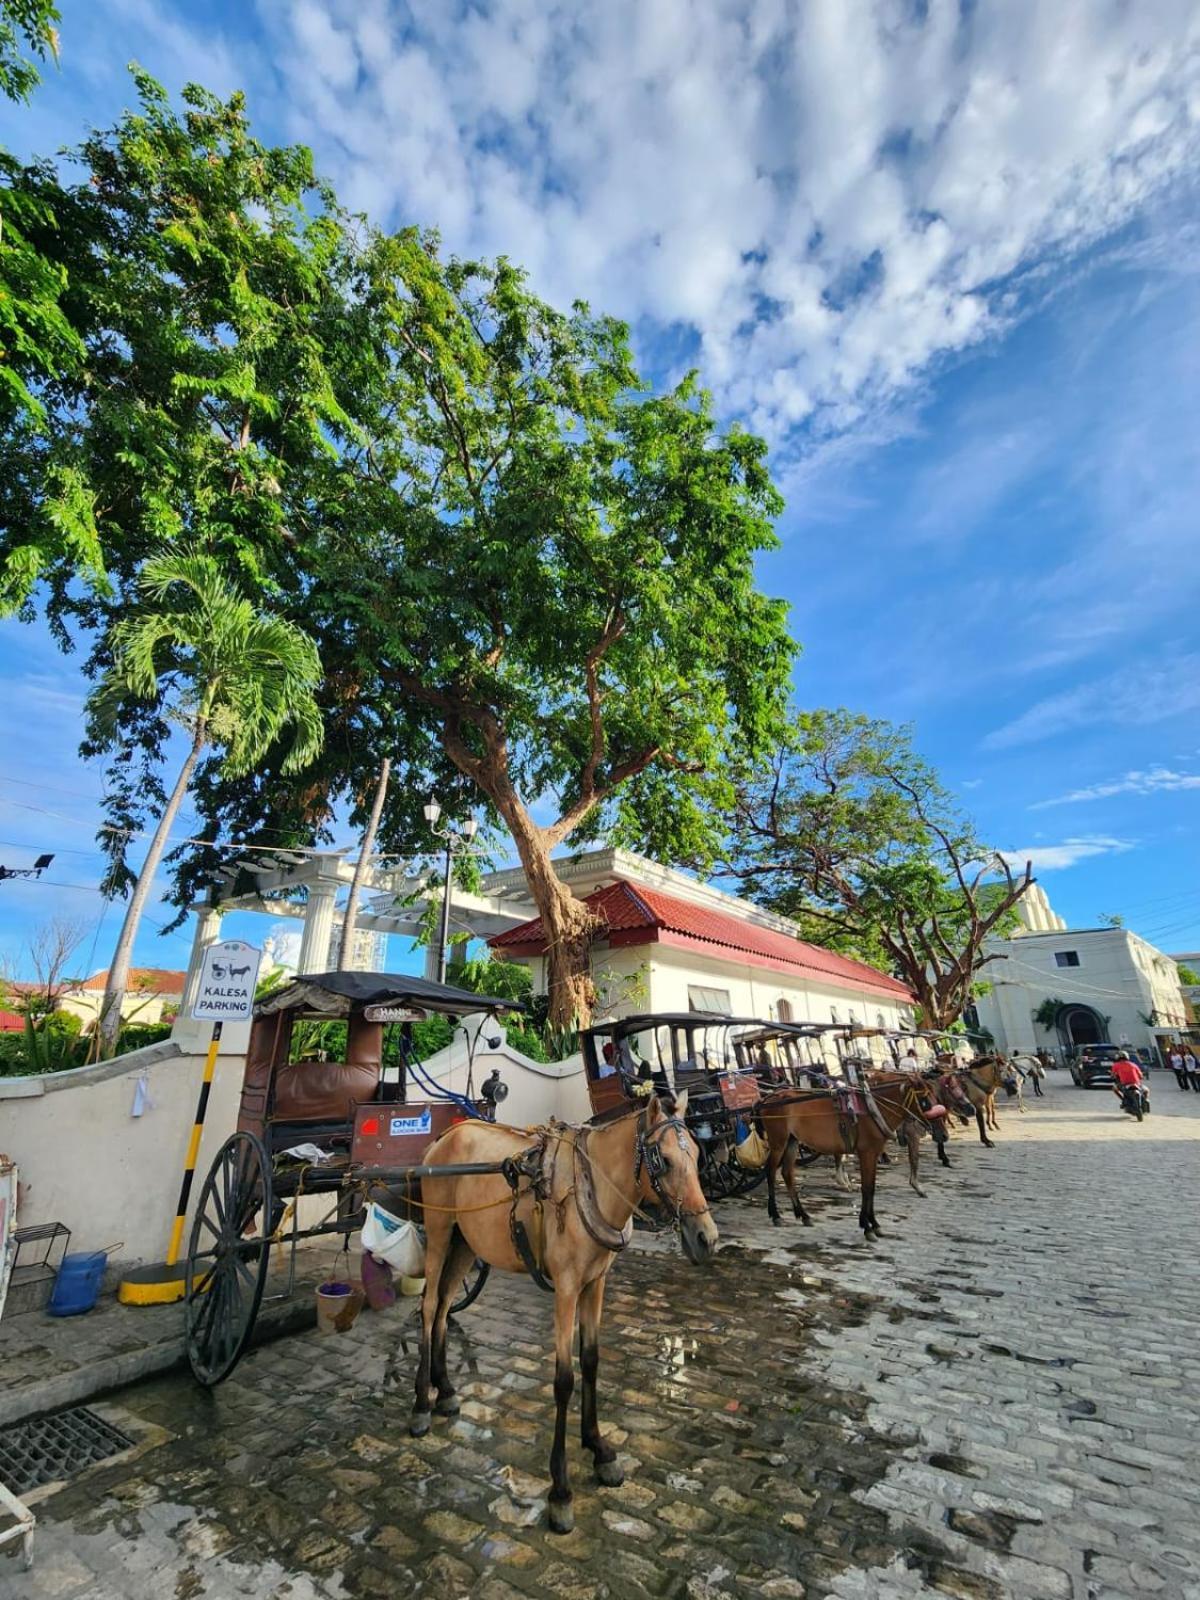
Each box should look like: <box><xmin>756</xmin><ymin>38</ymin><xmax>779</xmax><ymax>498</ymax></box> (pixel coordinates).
<box><xmin>1111</xmin><ymin>1054</ymin><xmax>1149</xmax><ymax>1119</ymax></box>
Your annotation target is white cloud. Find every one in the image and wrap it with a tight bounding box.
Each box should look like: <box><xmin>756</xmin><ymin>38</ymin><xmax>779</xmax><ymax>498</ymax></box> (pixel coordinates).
<box><xmin>249</xmin><ymin>0</ymin><xmax>1200</xmax><ymax>450</ymax></box>
<box><xmin>1031</xmin><ymin>767</ymin><xmax>1200</xmax><ymax>809</ymax></box>
<box><xmin>999</xmin><ymin>837</ymin><xmax>1135</xmax><ymax>872</ymax></box>
<box><xmin>984</xmin><ymin>656</ymin><xmax>1200</xmax><ymax>749</ymax></box>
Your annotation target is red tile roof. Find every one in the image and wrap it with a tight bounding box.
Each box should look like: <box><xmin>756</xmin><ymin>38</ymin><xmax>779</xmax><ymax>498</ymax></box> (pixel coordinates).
<box><xmin>0</xmin><ymin>1009</ymin><xmax>25</xmax><ymax>1033</ymax></box>
<box><xmin>74</xmin><ymin>967</ymin><xmax>186</xmax><ymax>995</ymax></box>
<box><xmin>491</xmin><ymin>879</ymin><xmax>913</xmax><ymax>1001</ymax></box>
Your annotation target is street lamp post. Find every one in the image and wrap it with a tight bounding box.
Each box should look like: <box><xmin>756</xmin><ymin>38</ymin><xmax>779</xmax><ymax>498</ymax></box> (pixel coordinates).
<box><xmin>423</xmin><ymin>799</ymin><xmax>479</xmax><ymax>984</ymax></box>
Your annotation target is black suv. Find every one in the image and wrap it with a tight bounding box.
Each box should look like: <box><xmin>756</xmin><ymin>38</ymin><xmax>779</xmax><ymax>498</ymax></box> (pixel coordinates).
<box><xmin>1070</xmin><ymin>1046</ymin><xmax>1121</xmax><ymax>1088</ymax></box>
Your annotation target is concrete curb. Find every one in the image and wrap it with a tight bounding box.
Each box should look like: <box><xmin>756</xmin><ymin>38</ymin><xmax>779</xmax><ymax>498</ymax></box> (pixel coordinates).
<box><xmin>0</xmin><ymin>1294</ymin><xmax>317</xmax><ymax>1430</ymax></box>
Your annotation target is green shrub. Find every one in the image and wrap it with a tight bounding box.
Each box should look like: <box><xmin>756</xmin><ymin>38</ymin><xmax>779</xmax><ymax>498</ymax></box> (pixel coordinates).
<box><xmin>115</xmin><ymin>1021</ymin><xmax>173</xmax><ymax>1054</ymax></box>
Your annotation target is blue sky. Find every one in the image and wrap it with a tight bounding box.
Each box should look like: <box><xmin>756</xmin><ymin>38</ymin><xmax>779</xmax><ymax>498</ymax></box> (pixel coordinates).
<box><xmin>2</xmin><ymin>0</ymin><xmax>1199</xmax><ymax>981</ymax></box>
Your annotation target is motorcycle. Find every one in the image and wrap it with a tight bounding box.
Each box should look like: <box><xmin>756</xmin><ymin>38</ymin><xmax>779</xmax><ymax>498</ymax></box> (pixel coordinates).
<box><xmin>1116</xmin><ymin>1081</ymin><xmax>1150</xmax><ymax>1122</ymax></box>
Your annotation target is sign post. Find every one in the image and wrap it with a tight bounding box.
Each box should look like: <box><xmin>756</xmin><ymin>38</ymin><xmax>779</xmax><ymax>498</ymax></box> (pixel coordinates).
<box><xmin>119</xmin><ymin>940</ymin><xmax>261</xmax><ymax>1306</ymax></box>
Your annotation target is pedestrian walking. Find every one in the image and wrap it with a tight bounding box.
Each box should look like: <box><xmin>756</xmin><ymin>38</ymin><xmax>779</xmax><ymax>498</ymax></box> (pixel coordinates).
<box><xmin>1186</xmin><ymin>1049</ymin><xmax>1200</xmax><ymax>1093</ymax></box>
<box><xmin>1026</xmin><ymin>1053</ymin><xmax>1045</xmax><ymax>1097</ymax></box>
<box><xmin>1170</xmin><ymin>1046</ymin><xmax>1188</xmax><ymax>1090</ymax></box>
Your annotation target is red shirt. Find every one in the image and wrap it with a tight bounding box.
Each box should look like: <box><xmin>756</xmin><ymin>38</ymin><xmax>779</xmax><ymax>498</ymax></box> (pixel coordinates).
<box><xmin>1111</xmin><ymin>1059</ymin><xmax>1143</xmax><ymax>1087</ymax></box>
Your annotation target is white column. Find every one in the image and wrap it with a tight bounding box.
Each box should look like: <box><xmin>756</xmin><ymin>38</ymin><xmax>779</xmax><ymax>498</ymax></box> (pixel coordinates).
<box><xmin>181</xmin><ymin>903</ymin><xmax>223</xmax><ymax>1017</ymax></box>
<box><xmin>299</xmin><ymin>882</ymin><xmax>339</xmax><ymax>973</ymax></box>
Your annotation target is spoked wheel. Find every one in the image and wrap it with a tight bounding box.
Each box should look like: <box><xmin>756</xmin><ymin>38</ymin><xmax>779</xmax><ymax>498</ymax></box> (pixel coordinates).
<box><xmin>700</xmin><ymin>1151</ymin><xmax>764</xmax><ymax>1201</ymax></box>
<box><xmin>185</xmin><ymin>1131</ymin><xmax>273</xmax><ymax>1386</ymax></box>
<box><xmin>449</xmin><ymin>1258</ymin><xmax>489</xmax><ymax>1315</ymax></box>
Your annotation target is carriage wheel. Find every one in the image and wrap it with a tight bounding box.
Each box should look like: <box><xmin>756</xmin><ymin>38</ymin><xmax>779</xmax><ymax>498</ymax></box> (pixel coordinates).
<box><xmin>448</xmin><ymin>1258</ymin><xmax>489</xmax><ymax>1315</ymax></box>
<box><xmin>185</xmin><ymin>1131</ymin><xmax>273</xmax><ymax>1386</ymax></box>
<box><xmin>700</xmin><ymin>1151</ymin><xmax>743</xmax><ymax>1202</ymax></box>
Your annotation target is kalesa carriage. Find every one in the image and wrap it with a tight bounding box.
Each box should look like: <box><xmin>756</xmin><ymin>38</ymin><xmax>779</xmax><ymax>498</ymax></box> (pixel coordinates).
<box><xmin>184</xmin><ymin>970</ymin><xmax>521</xmax><ymax>1386</ymax></box>
<box><xmin>183</xmin><ymin>977</ymin><xmax>1021</xmax><ymax>1528</ymax></box>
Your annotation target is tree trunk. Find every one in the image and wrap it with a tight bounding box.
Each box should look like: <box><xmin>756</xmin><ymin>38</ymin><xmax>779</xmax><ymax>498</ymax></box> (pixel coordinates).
<box><xmin>99</xmin><ymin>724</ymin><xmax>206</xmax><ymax>1056</ymax></box>
<box><xmin>338</xmin><ymin>756</ymin><xmax>390</xmax><ymax>969</ymax></box>
<box><xmin>489</xmin><ymin>783</ymin><xmax>600</xmax><ymax>1031</ymax></box>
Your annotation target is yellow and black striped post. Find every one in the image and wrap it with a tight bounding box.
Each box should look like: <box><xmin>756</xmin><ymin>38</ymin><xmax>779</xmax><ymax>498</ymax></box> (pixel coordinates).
<box><xmin>166</xmin><ymin>1019</ymin><xmax>222</xmax><ymax>1267</ymax></box>
<box><xmin>119</xmin><ymin>1020</ymin><xmax>223</xmax><ymax>1306</ymax></box>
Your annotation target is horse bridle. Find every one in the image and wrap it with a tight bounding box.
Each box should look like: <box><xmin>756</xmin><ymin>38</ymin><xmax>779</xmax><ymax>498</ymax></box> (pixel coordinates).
<box><xmin>634</xmin><ymin>1111</ymin><xmax>710</xmax><ymax>1221</ymax></box>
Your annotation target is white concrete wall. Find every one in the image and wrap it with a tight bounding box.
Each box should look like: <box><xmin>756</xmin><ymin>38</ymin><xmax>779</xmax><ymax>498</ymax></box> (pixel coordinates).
<box><xmin>0</xmin><ymin>1035</ymin><xmax>249</xmax><ymax>1268</ymax></box>
<box><xmin>413</xmin><ymin>1019</ymin><xmax>586</xmax><ymax>1126</ymax></box>
<box><xmin>0</xmin><ymin>1016</ymin><xmax>582</xmax><ymax>1274</ymax></box>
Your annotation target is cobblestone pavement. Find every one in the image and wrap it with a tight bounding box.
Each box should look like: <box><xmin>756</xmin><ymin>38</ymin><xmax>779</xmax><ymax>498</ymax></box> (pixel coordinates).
<box><xmin>3</xmin><ymin>1072</ymin><xmax>1198</xmax><ymax>1600</ymax></box>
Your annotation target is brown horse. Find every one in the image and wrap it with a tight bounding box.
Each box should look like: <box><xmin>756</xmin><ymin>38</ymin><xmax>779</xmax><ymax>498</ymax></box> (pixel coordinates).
<box><xmin>412</xmin><ymin>1093</ymin><xmax>718</xmax><ymax>1533</ymax></box>
<box><xmin>951</xmin><ymin>1056</ymin><xmax>1020</xmax><ymax>1148</ymax></box>
<box><xmin>759</xmin><ymin>1073</ymin><xmax>937</xmax><ymax>1239</ymax></box>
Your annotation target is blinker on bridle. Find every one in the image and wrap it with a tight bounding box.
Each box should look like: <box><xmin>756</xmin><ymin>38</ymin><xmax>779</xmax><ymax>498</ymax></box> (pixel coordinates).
<box><xmin>634</xmin><ymin>1112</ymin><xmax>709</xmax><ymax>1221</ymax></box>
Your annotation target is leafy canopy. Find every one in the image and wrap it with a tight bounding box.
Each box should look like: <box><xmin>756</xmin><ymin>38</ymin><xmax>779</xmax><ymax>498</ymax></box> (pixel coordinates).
<box><xmin>1</xmin><ymin>69</ymin><xmax>357</xmax><ymax>620</ymax></box>
<box><xmin>730</xmin><ymin>709</ymin><xmax>1030</xmax><ymax>1028</ymax></box>
<box><xmin>304</xmin><ymin>232</ymin><xmax>792</xmax><ymax>852</ymax></box>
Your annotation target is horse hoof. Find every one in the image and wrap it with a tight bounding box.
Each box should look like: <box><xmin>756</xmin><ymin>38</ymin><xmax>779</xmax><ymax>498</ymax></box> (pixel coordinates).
<box><xmin>547</xmin><ymin>1497</ymin><xmax>575</xmax><ymax>1535</ymax></box>
<box><xmin>801</xmin><ymin>1215</ymin><xmax>814</xmax><ymax>1228</ymax></box>
<box><xmin>770</xmin><ymin>1215</ymin><xmax>783</xmax><ymax>1227</ymax></box>
<box><xmin>435</xmin><ymin>1393</ymin><xmax>461</xmax><ymax>1417</ymax></box>
<box><xmin>595</xmin><ymin>1458</ymin><xmax>625</xmax><ymax>1487</ymax></box>
<box><xmin>410</xmin><ymin>1411</ymin><xmax>432</xmax><ymax>1437</ymax></box>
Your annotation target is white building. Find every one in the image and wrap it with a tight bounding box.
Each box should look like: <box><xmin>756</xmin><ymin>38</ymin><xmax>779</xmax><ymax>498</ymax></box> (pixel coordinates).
<box><xmin>972</xmin><ymin>886</ymin><xmax>1190</xmax><ymax>1064</ymax></box>
<box><xmin>488</xmin><ymin>848</ymin><xmax>915</xmax><ymax>1035</ymax></box>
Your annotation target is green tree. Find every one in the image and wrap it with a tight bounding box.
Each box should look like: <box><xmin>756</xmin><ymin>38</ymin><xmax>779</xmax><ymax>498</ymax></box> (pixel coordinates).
<box><xmin>87</xmin><ymin>551</ymin><xmax>323</xmax><ymax>1053</ymax></box>
<box><xmin>730</xmin><ymin>709</ymin><xmax>1032</xmax><ymax>1030</ymax></box>
<box><xmin>1</xmin><ymin>70</ymin><xmax>357</xmax><ymax>621</ymax></box>
<box><xmin>0</xmin><ymin>0</ymin><xmax>86</xmax><ymax>544</ymax></box>
<box><xmin>1178</xmin><ymin>964</ymin><xmax>1200</xmax><ymax>987</ymax></box>
<box><xmin>207</xmin><ymin>234</ymin><xmax>794</xmax><ymax>1027</ymax></box>
<box><xmin>0</xmin><ymin>0</ymin><xmax>58</xmax><ymax>102</ymax></box>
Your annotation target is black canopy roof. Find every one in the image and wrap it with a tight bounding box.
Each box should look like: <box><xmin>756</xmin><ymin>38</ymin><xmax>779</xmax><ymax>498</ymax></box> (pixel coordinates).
<box><xmin>582</xmin><ymin>1012</ymin><xmax>765</xmax><ymax>1041</ymax></box>
<box><xmin>255</xmin><ymin>970</ymin><xmax>525</xmax><ymax>1020</ymax></box>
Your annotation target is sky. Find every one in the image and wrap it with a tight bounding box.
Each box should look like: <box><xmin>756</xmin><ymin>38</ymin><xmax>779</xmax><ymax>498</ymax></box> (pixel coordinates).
<box><xmin>2</xmin><ymin>0</ymin><xmax>1199</xmax><ymax>983</ymax></box>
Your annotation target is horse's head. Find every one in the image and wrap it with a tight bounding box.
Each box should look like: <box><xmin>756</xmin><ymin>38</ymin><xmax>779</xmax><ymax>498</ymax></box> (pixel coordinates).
<box><xmin>636</xmin><ymin>1092</ymin><xmax>719</xmax><ymax>1266</ymax></box>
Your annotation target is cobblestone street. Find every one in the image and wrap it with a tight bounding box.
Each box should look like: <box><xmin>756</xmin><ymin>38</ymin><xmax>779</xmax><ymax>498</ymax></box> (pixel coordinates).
<box><xmin>4</xmin><ymin>1073</ymin><xmax>1198</xmax><ymax>1600</ymax></box>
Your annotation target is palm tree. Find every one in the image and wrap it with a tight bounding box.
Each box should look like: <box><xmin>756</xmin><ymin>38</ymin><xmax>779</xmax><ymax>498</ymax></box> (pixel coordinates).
<box><xmin>90</xmin><ymin>551</ymin><xmax>323</xmax><ymax>1054</ymax></box>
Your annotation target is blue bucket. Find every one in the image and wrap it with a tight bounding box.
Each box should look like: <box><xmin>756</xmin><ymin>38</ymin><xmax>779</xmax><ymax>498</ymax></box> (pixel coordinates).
<box><xmin>47</xmin><ymin>1250</ymin><xmax>109</xmax><ymax>1317</ymax></box>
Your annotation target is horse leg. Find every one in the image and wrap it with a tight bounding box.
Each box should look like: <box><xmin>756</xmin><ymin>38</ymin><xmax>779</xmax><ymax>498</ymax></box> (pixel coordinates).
<box><xmin>766</xmin><ymin>1144</ymin><xmax>783</xmax><ymax>1226</ymax></box>
<box><xmin>579</xmin><ymin>1274</ymin><xmax>622</xmax><ymax>1487</ymax></box>
<box><xmin>411</xmin><ymin>1216</ymin><xmax>451</xmax><ymax>1435</ymax></box>
<box><xmin>975</xmin><ymin>1102</ymin><xmax>994</xmax><ymax>1149</ymax></box>
<box><xmin>431</xmin><ymin>1228</ymin><xmax>474</xmax><ymax>1416</ymax></box>
<box><xmin>857</xmin><ymin>1145</ymin><xmax>881</xmax><ymax>1240</ymax></box>
<box><xmin>934</xmin><ymin>1123</ymin><xmax>952</xmax><ymax>1168</ymax></box>
<box><xmin>903</xmin><ymin>1121</ymin><xmax>925</xmax><ymax>1197</ymax></box>
<box><xmin>833</xmin><ymin>1154</ymin><xmax>853</xmax><ymax>1192</ymax></box>
<box><xmin>781</xmin><ymin>1138</ymin><xmax>812</xmax><ymax>1225</ymax></box>
<box><xmin>547</xmin><ymin>1283</ymin><xmax>580</xmax><ymax>1534</ymax></box>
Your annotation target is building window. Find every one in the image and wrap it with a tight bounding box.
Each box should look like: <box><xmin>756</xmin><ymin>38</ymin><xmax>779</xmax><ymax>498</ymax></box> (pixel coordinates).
<box><xmin>1055</xmin><ymin>951</ymin><xmax>1081</xmax><ymax>968</ymax></box>
<box><xmin>688</xmin><ymin>985</ymin><xmax>732</xmax><ymax>1015</ymax></box>
<box><xmin>830</xmin><ymin>1007</ymin><xmax>840</xmax><ymax>1023</ymax></box>
<box><xmin>777</xmin><ymin>998</ymin><xmax>794</xmax><ymax>1023</ymax></box>
<box><xmin>877</xmin><ymin>1012</ymin><xmax>886</xmax><ymax>1029</ymax></box>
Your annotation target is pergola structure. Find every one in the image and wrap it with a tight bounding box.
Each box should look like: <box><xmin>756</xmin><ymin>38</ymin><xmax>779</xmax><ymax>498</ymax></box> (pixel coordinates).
<box><xmin>178</xmin><ymin>848</ymin><xmax>537</xmax><ymax>1016</ymax></box>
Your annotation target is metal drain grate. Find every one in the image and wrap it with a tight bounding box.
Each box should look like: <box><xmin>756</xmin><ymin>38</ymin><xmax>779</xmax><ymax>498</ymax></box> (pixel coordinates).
<box><xmin>0</xmin><ymin>1407</ymin><xmax>134</xmax><ymax>1495</ymax></box>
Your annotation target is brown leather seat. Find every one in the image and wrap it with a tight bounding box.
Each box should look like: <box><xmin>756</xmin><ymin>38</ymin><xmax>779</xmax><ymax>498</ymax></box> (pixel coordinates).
<box><xmin>271</xmin><ymin>1057</ymin><xmax>381</xmax><ymax>1124</ymax></box>
<box><xmin>238</xmin><ymin>1012</ymin><xmax>384</xmax><ymax>1135</ymax></box>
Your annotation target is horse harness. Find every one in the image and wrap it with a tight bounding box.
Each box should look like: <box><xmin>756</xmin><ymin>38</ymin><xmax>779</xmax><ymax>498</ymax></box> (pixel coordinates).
<box><xmin>502</xmin><ymin>1108</ymin><xmax>696</xmax><ymax>1293</ymax></box>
